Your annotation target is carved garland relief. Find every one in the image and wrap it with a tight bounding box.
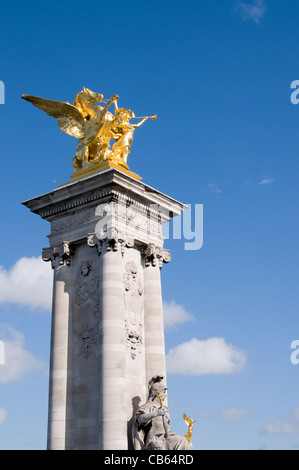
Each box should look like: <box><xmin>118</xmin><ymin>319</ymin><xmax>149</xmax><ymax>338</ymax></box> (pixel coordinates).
<box><xmin>123</xmin><ymin>261</ymin><xmax>144</xmax><ymax>359</ymax></box>
<box><xmin>73</xmin><ymin>261</ymin><xmax>100</xmax><ymax>359</ymax></box>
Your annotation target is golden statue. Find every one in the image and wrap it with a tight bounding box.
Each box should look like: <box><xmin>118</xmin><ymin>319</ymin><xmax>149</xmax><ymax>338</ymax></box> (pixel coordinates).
<box><xmin>110</xmin><ymin>108</ymin><xmax>157</xmax><ymax>165</ymax></box>
<box><xmin>183</xmin><ymin>413</ymin><xmax>197</xmax><ymax>446</ymax></box>
<box><xmin>22</xmin><ymin>88</ymin><xmax>156</xmax><ymax>178</ymax></box>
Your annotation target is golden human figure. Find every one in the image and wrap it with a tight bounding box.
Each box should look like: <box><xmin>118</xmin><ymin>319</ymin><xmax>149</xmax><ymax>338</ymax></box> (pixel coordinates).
<box><xmin>183</xmin><ymin>413</ymin><xmax>197</xmax><ymax>446</ymax></box>
<box><xmin>109</xmin><ymin>109</ymin><xmax>157</xmax><ymax>166</ymax></box>
<box><xmin>22</xmin><ymin>89</ymin><xmax>156</xmax><ymax>175</ymax></box>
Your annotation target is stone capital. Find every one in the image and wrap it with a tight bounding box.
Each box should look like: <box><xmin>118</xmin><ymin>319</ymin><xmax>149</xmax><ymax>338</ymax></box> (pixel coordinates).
<box><xmin>87</xmin><ymin>231</ymin><xmax>135</xmax><ymax>257</ymax></box>
<box><xmin>142</xmin><ymin>243</ymin><xmax>171</xmax><ymax>268</ymax></box>
<box><xmin>42</xmin><ymin>241</ymin><xmax>75</xmax><ymax>268</ymax></box>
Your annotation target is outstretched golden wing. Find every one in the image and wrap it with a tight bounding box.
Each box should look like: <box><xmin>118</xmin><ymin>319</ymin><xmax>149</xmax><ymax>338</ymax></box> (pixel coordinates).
<box><xmin>183</xmin><ymin>413</ymin><xmax>193</xmax><ymax>426</ymax></box>
<box><xmin>22</xmin><ymin>94</ymin><xmax>86</xmax><ymax>138</ymax></box>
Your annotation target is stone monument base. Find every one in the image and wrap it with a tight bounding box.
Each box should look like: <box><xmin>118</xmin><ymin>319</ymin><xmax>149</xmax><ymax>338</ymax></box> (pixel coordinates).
<box><xmin>23</xmin><ymin>167</ymin><xmax>185</xmax><ymax>450</ymax></box>
<box><xmin>65</xmin><ymin>160</ymin><xmax>142</xmax><ymax>186</ymax></box>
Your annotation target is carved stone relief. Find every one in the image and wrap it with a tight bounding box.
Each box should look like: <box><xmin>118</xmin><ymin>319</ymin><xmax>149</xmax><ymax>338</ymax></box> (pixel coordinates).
<box><xmin>51</xmin><ymin>207</ymin><xmax>96</xmax><ymax>234</ymax></box>
<box><xmin>142</xmin><ymin>243</ymin><xmax>171</xmax><ymax>268</ymax></box>
<box><xmin>42</xmin><ymin>241</ymin><xmax>74</xmax><ymax>268</ymax></box>
<box><xmin>123</xmin><ymin>261</ymin><xmax>144</xmax><ymax>359</ymax></box>
<box><xmin>87</xmin><ymin>231</ymin><xmax>135</xmax><ymax>257</ymax></box>
<box><xmin>73</xmin><ymin>261</ymin><xmax>100</xmax><ymax>359</ymax></box>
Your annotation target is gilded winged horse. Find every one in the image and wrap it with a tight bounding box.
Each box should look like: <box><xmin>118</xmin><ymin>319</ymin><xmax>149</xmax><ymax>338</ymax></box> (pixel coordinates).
<box><xmin>22</xmin><ymin>88</ymin><xmax>119</xmax><ymax>171</ymax></box>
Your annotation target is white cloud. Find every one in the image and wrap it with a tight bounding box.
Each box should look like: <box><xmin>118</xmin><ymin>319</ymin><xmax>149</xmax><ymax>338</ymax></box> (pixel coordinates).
<box><xmin>219</xmin><ymin>407</ymin><xmax>250</xmax><ymax>422</ymax></box>
<box><xmin>259</xmin><ymin>176</ymin><xmax>274</xmax><ymax>185</ymax></box>
<box><xmin>198</xmin><ymin>408</ymin><xmax>251</xmax><ymax>421</ymax></box>
<box><xmin>198</xmin><ymin>411</ymin><xmax>214</xmax><ymax>420</ymax></box>
<box><xmin>0</xmin><ymin>408</ymin><xmax>7</xmax><ymax>425</ymax></box>
<box><xmin>235</xmin><ymin>0</ymin><xmax>266</xmax><ymax>24</ymax></box>
<box><xmin>0</xmin><ymin>256</ymin><xmax>52</xmax><ymax>310</ymax></box>
<box><xmin>166</xmin><ymin>337</ymin><xmax>247</xmax><ymax>376</ymax></box>
<box><xmin>204</xmin><ymin>183</ymin><xmax>222</xmax><ymax>194</ymax></box>
<box><xmin>163</xmin><ymin>301</ymin><xmax>195</xmax><ymax>330</ymax></box>
<box><xmin>0</xmin><ymin>324</ymin><xmax>46</xmax><ymax>383</ymax></box>
<box><xmin>259</xmin><ymin>408</ymin><xmax>299</xmax><ymax>436</ymax></box>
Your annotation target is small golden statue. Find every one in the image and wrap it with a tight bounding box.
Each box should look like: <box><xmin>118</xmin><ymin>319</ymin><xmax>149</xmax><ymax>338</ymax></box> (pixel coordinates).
<box><xmin>183</xmin><ymin>413</ymin><xmax>197</xmax><ymax>446</ymax></box>
<box><xmin>22</xmin><ymin>88</ymin><xmax>156</xmax><ymax>177</ymax></box>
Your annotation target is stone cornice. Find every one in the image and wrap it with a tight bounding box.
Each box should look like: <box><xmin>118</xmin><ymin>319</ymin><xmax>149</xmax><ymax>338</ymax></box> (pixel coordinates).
<box><xmin>22</xmin><ymin>168</ymin><xmax>186</xmax><ymax>222</ymax></box>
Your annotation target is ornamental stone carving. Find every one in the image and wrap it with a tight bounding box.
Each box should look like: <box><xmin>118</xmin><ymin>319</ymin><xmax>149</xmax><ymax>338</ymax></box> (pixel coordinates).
<box><xmin>87</xmin><ymin>231</ymin><xmax>135</xmax><ymax>256</ymax></box>
<box><xmin>51</xmin><ymin>207</ymin><xmax>96</xmax><ymax>234</ymax></box>
<box><xmin>142</xmin><ymin>243</ymin><xmax>171</xmax><ymax>268</ymax></box>
<box><xmin>123</xmin><ymin>261</ymin><xmax>144</xmax><ymax>359</ymax></box>
<box><xmin>73</xmin><ymin>261</ymin><xmax>100</xmax><ymax>359</ymax></box>
<box><xmin>42</xmin><ymin>241</ymin><xmax>74</xmax><ymax>268</ymax></box>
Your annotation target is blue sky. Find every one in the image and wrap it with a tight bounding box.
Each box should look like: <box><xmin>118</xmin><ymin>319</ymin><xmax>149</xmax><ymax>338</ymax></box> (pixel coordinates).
<box><xmin>0</xmin><ymin>0</ymin><xmax>299</xmax><ymax>450</ymax></box>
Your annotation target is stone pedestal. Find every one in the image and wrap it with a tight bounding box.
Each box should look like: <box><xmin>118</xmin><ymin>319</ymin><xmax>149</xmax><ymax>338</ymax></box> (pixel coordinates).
<box><xmin>23</xmin><ymin>168</ymin><xmax>185</xmax><ymax>450</ymax></box>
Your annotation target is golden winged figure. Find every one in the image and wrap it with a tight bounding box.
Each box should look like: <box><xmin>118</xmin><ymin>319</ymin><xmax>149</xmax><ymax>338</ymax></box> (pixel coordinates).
<box><xmin>183</xmin><ymin>413</ymin><xmax>197</xmax><ymax>445</ymax></box>
<box><xmin>22</xmin><ymin>88</ymin><xmax>156</xmax><ymax>173</ymax></box>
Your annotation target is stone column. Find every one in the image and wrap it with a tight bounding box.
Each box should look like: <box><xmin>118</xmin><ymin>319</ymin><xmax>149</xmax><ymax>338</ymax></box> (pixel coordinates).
<box><xmin>143</xmin><ymin>244</ymin><xmax>171</xmax><ymax>384</ymax></box>
<box><xmin>98</xmin><ymin>239</ymin><xmax>128</xmax><ymax>450</ymax></box>
<box><xmin>43</xmin><ymin>243</ymin><xmax>73</xmax><ymax>450</ymax></box>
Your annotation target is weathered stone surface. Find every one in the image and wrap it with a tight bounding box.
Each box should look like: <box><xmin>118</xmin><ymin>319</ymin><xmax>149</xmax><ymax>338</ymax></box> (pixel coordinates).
<box><xmin>23</xmin><ymin>168</ymin><xmax>185</xmax><ymax>450</ymax></box>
